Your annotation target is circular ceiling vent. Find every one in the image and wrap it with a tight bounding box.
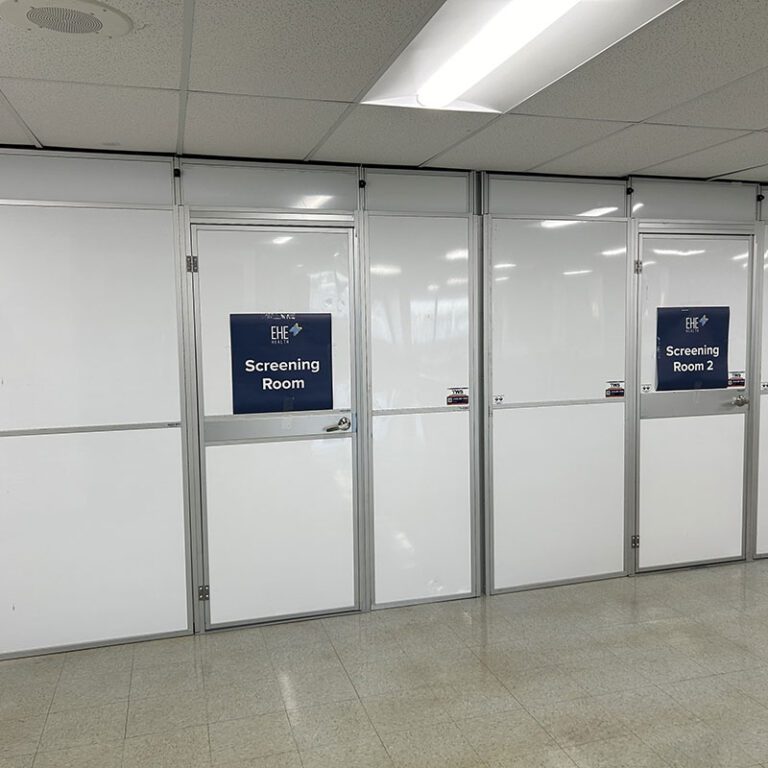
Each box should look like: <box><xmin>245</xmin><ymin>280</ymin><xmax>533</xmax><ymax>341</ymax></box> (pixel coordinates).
<box><xmin>0</xmin><ymin>0</ymin><xmax>133</xmax><ymax>37</ymax></box>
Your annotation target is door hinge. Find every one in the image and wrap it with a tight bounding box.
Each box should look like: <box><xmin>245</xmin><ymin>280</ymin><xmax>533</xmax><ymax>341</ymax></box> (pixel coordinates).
<box><xmin>186</xmin><ymin>255</ymin><xmax>198</xmax><ymax>273</ymax></box>
<box><xmin>197</xmin><ymin>584</ymin><xmax>210</xmax><ymax>601</ymax></box>
<box><xmin>634</xmin><ymin>260</ymin><xmax>643</xmax><ymax>274</ymax></box>
<box><xmin>631</xmin><ymin>534</ymin><xmax>640</xmax><ymax>549</ymax></box>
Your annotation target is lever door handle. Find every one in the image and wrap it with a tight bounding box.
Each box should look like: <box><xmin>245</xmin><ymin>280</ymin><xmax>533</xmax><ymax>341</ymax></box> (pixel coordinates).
<box><xmin>732</xmin><ymin>395</ymin><xmax>749</xmax><ymax>407</ymax></box>
<box><xmin>325</xmin><ymin>416</ymin><xmax>351</xmax><ymax>432</ymax></box>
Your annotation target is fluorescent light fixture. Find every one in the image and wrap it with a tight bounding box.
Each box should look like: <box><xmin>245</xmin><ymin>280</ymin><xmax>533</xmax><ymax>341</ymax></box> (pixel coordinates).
<box><xmin>602</xmin><ymin>247</ymin><xmax>627</xmax><ymax>256</ymax></box>
<box><xmin>732</xmin><ymin>253</ymin><xmax>749</xmax><ymax>261</ymax></box>
<box><xmin>445</xmin><ymin>249</ymin><xmax>469</xmax><ymax>261</ymax></box>
<box><xmin>652</xmin><ymin>249</ymin><xmax>705</xmax><ymax>256</ymax></box>
<box><xmin>417</xmin><ymin>0</ymin><xmax>581</xmax><ymax>109</ymax></box>
<box><xmin>494</xmin><ymin>263</ymin><xmax>517</xmax><ymax>269</ymax></box>
<box><xmin>446</xmin><ymin>277</ymin><xmax>468</xmax><ymax>286</ymax></box>
<box><xmin>363</xmin><ymin>0</ymin><xmax>684</xmax><ymax>113</ymax></box>
<box><xmin>542</xmin><ymin>220</ymin><xmax>579</xmax><ymax>229</ymax></box>
<box><xmin>272</xmin><ymin>236</ymin><xmax>293</xmax><ymax>245</ymax></box>
<box><xmin>563</xmin><ymin>269</ymin><xmax>592</xmax><ymax>276</ymax></box>
<box><xmin>370</xmin><ymin>265</ymin><xmax>402</xmax><ymax>276</ymax></box>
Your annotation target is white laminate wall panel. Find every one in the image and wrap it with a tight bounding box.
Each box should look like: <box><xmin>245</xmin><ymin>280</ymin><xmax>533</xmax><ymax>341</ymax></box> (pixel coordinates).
<box><xmin>492</xmin><ymin>404</ymin><xmax>624</xmax><ymax>590</ymax></box>
<box><xmin>639</xmin><ymin>236</ymin><xmax>750</xmax><ymax>388</ymax></box>
<box><xmin>757</xmin><ymin>403</ymin><xmax>768</xmax><ymax>555</ymax></box>
<box><xmin>491</xmin><ymin>219</ymin><xmax>626</xmax><ymax>403</ymax></box>
<box><xmin>368</xmin><ymin>216</ymin><xmax>470</xmax><ymax>409</ymax></box>
<box><xmin>181</xmin><ymin>163</ymin><xmax>357</xmax><ymax>210</ymax></box>
<box><xmin>365</xmin><ymin>172</ymin><xmax>469</xmax><ymax>213</ymax></box>
<box><xmin>0</xmin><ymin>154</ymin><xmax>173</xmax><ymax>205</ymax></box>
<box><xmin>639</xmin><ymin>415</ymin><xmax>744</xmax><ymax>568</ymax></box>
<box><xmin>196</xmin><ymin>228</ymin><xmax>351</xmax><ymax>415</ymax></box>
<box><xmin>373</xmin><ymin>412</ymin><xmax>472</xmax><ymax>604</ymax></box>
<box><xmin>0</xmin><ymin>429</ymin><xmax>188</xmax><ymax>655</ymax></box>
<box><xmin>0</xmin><ymin>206</ymin><xmax>181</xmax><ymax>430</ymax></box>
<box><xmin>489</xmin><ymin>178</ymin><xmax>626</xmax><ymax>216</ymax></box>
<box><xmin>632</xmin><ymin>180</ymin><xmax>757</xmax><ymax>222</ymax></box>
<box><xmin>205</xmin><ymin>439</ymin><xmax>355</xmax><ymax>624</ymax></box>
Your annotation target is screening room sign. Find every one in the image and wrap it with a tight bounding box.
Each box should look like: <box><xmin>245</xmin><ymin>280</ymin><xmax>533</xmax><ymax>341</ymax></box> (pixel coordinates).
<box><xmin>656</xmin><ymin>306</ymin><xmax>729</xmax><ymax>391</ymax></box>
<box><xmin>230</xmin><ymin>313</ymin><xmax>333</xmax><ymax>414</ymax></box>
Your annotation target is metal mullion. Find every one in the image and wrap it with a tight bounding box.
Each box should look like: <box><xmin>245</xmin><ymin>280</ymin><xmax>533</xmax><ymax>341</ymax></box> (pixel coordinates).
<box><xmin>746</xmin><ymin>224</ymin><xmax>765</xmax><ymax>558</ymax></box>
<box><xmin>483</xmin><ymin>210</ymin><xmax>495</xmax><ymax>594</ymax></box>
<box><xmin>0</xmin><ymin>422</ymin><xmax>180</xmax><ymax>438</ymax></box>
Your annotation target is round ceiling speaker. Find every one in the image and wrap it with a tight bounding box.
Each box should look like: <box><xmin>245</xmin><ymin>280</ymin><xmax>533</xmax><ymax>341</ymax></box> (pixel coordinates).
<box><xmin>0</xmin><ymin>0</ymin><xmax>133</xmax><ymax>37</ymax></box>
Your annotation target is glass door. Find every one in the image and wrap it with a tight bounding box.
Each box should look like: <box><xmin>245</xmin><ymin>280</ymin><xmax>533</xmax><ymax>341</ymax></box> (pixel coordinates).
<box><xmin>636</xmin><ymin>233</ymin><xmax>753</xmax><ymax>570</ymax></box>
<box><xmin>191</xmin><ymin>225</ymin><xmax>359</xmax><ymax>627</ymax></box>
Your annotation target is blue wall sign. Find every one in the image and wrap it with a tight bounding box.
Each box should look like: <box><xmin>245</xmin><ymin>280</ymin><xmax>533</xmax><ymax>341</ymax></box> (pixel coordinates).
<box><xmin>656</xmin><ymin>306</ymin><xmax>729</xmax><ymax>391</ymax></box>
<box><xmin>230</xmin><ymin>313</ymin><xmax>333</xmax><ymax>414</ymax></box>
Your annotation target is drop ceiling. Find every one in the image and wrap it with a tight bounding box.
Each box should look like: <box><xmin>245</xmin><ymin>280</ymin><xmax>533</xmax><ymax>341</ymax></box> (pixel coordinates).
<box><xmin>1</xmin><ymin>0</ymin><xmax>768</xmax><ymax>181</ymax></box>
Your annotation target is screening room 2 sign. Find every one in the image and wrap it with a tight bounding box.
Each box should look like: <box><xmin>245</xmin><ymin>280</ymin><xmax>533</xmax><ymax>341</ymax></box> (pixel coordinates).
<box><xmin>656</xmin><ymin>306</ymin><xmax>729</xmax><ymax>391</ymax></box>
<box><xmin>230</xmin><ymin>313</ymin><xmax>333</xmax><ymax>414</ymax></box>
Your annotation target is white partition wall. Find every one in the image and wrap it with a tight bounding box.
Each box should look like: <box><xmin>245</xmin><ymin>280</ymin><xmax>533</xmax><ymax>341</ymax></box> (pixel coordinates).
<box><xmin>0</xmin><ymin>154</ymin><xmax>189</xmax><ymax>656</ymax></box>
<box><xmin>757</xmin><ymin>220</ymin><xmax>768</xmax><ymax>556</ymax></box>
<box><xmin>487</xmin><ymin>177</ymin><xmax>627</xmax><ymax>591</ymax></box>
<box><xmin>366</xmin><ymin>171</ymin><xmax>476</xmax><ymax>605</ymax></box>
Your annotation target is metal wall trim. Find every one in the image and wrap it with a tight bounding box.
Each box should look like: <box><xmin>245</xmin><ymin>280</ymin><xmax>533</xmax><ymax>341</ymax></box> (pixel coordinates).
<box><xmin>0</xmin><ymin>628</ymin><xmax>193</xmax><ymax>662</ymax></box>
<box><xmin>188</xmin><ymin>210</ymin><xmax>354</xmax><ymax>223</ymax></box>
<box><xmin>636</xmin><ymin>554</ymin><xmax>746</xmax><ymax>574</ymax></box>
<box><xmin>0</xmin><ymin>422</ymin><xmax>181</xmax><ymax>438</ymax></box>
<box><xmin>0</xmin><ymin>199</ymin><xmax>173</xmax><ymax>210</ymax></box>
<box><xmin>489</xmin><ymin>570</ymin><xmax>627</xmax><ymax>596</ymax></box>
<box><xmin>372</xmin><ymin>406</ymin><xmax>469</xmax><ymax>417</ymax></box>
<box><xmin>491</xmin><ymin>398</ymin><xmax>623</xmax><ymax>411</ymax></box>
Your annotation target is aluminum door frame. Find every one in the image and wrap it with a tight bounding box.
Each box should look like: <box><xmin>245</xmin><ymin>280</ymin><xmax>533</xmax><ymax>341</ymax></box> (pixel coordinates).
<box><xmin>629</xmin><ymin>222</ymin><xmax>765</xmax><ymax>573</ymax></box>
<box><xmin>361</xmin><ymin>196</ymin><xmax>483</xmax><ymax>608</ymax></box>
<box><xmin>482</xmin><ymin>209</ymin><xmax>631</xmax><ymax>595</ymax></box>
<box><xmin>184</xmin><ymin>215</ymin><xmax>368</xmax><ymax>631</ymax></box>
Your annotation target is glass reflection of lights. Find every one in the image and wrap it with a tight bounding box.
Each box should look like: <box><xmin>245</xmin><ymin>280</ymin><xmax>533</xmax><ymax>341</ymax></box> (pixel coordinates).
<box><xmin>427</xmin><ymin>283</ymin><xmax>439</xmax><ymax>292</ymax></box>
<box><xmin>494</xmin><ymin>263</ymin><xmax>516</xmax><ymax>269</ymax></box>
<box><xmin>271</xmin><ymin>236</ymin><xmax>293</xmax><ymax>245</ymax></box>
<box><xmin>445</xmin><ymin>249</ymin><xmax>469</xmax><ymax>261</ymax></box>
<box><xmin>562</xmin><ymin>269</ymin><xmax>592</xmax><ymax>276</ymax></box>
<box><xmin>653</xmin><ymin>249</ymin><xmax>705</xmax><ymax>256</ymax></box>
<box><xmin>370</xmin><ymin>265</ymin><xmax>402</xmax><ymax>276</ymax></box>
<box><xmin>602</xmin><ymin>247</ymin><xmax>626</xmax><ymax>256</ymax></box>
<box><xmin>446</xmin><ymin>277</ymin><xmax>468</xmax><ymax>286</ymax></box>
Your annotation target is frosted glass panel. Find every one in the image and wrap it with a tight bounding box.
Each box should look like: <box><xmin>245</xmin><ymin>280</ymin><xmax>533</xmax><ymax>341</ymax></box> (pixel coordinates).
<box><xmin>489</xmin><ymin>178</ymin><xmax>625</xmax><ymax>216</ymax></box>
<box><xmin>0</xmin><ymin>154</ymin><xmax>173</xmax><ymax>205</ymax></box>
<box><xmin>368</xmin><ymin>216</ymin><xmax>470</xmax><ymax>409</ymax></box>
<box><xmin>756</xmin><ymin>402</ymin><xmax>768</xmax><ymax>555</ymax></box>
<box><xmin>493</xmin><ymin>404</ymin><xmax>624</xmax><ymax>590</ymax></box>
<box><xmin>639</xmin><ymin>236</ymin><xmax>750</xmax><ymax>388</ymax></box>
<box><xmin>196</xmin><ymin>228</ymin><xmax>351</xmax><ymax>415</ymax></box>
<box><xmin>373</xmin><ymin>412</ymin><xmax>472</xmax><ymax>604</ymax></box>
<box><xmin>0</xmin><ymin>429</ymin><xmax>188</xmax><ymax>655</ymax></box>
<box><xmin>632</xmin><ymin>180</ymin><xmax>757</xmax><ymax>222</ymax></box>
<box><xmin>181</xmin><ymin>163</ymin><xmax>357</xmax><ymax>210</ymax></box>
<box><xmin>366</xmin><ymin>172</ymin><xmax>469</xmax><ymax>213</ymax></box>
<box><xmin>639</xmin><ymin>415</ymin><xmax>744</xmax><ymax>569</ymax></box>
<box><xmin>491</xmin><ymin>219</ymin><xmax>626</xmax><ymax>402</ymax></box>
<box><xmin>0</xmin><ymin>206</ymin><xmax>181</xmax><ymax>430</ymax></box>
<box><xmin>206</xmin><ymin>439</ymin><xmax>355</xmax><ymax>624</ymax></box>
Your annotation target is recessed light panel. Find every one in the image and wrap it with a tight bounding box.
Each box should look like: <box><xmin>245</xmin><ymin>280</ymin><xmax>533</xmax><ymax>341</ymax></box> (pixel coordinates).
<box><xmin>363</xmin><ymin>0</ymin><xmax>684</xmax><ymax>113</ymax></box>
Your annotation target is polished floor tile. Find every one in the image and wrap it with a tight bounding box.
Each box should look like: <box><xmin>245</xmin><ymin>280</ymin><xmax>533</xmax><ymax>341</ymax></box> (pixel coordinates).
<box><xmin>5</xmin><ymin>561</ymin><xmax>768</xmax><ymax>766</ymax></box>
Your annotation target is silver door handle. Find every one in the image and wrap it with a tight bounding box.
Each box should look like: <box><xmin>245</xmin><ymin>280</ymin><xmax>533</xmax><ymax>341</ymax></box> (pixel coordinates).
<box><xmin>732</xmin><ymin>395</ymin><xmax>749</xmax><ymax>407</ymax></box>
<box><xmin>325</xmin><ymin>416</ymin><xmax>351</xmax><ymax>432</ymax></box>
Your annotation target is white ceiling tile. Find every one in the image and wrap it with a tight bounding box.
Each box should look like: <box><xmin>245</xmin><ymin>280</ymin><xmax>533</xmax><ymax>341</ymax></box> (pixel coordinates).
<box><xmin>512</xmin><ymin>0</ymin><xmax>768</xmax><ymax>122</ymax></box>
<box><xmin>0</xmin><ymin>95</ymin><xmax>33</xmax><ymax>145</ymax></box>
<box><xmin>718</xmin><ymin>165</ymin><xmax>768</xmax><ymax>182</ymax></box>
<box><xmin>311</xmin><ymin>105</ymin><xmax>491</xmax><ymax>166</ymax></box>
<box><xmin>1</xmin><ymin>80</ymin><xmax>178</xmax><ymax>151</ymax></box>
<box><xmin>183</xmin><ymin>93</ymin><xmax>348</xmax><ymax>159</ymax></box>
<box><xmin>532</xmin><ymin>124</ymin><xmax>747</xmax><ymax>176</ymax></box>
<box><xmin>0</xmin><ymin>1</ymin><xmax>184</xmax><ymax>88</ymax></box>
<box><xmin>428</xmin><ymin>115</ymin><xmax>630</xmax><ymax>172</ymax></box>
<box><xmin>189</xmin><ymin>0</ymin><xmax>442</xmax><ymax>100</ymax></box>
<box><xmin>651</xmin><ymin>68</ymin><xmax>768</xmax><ymax>130</ymax></box>
<box><xmin>638</xmin><ymin>132</ymin><xmax>768</xmax><ymax>177</ymax></box>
